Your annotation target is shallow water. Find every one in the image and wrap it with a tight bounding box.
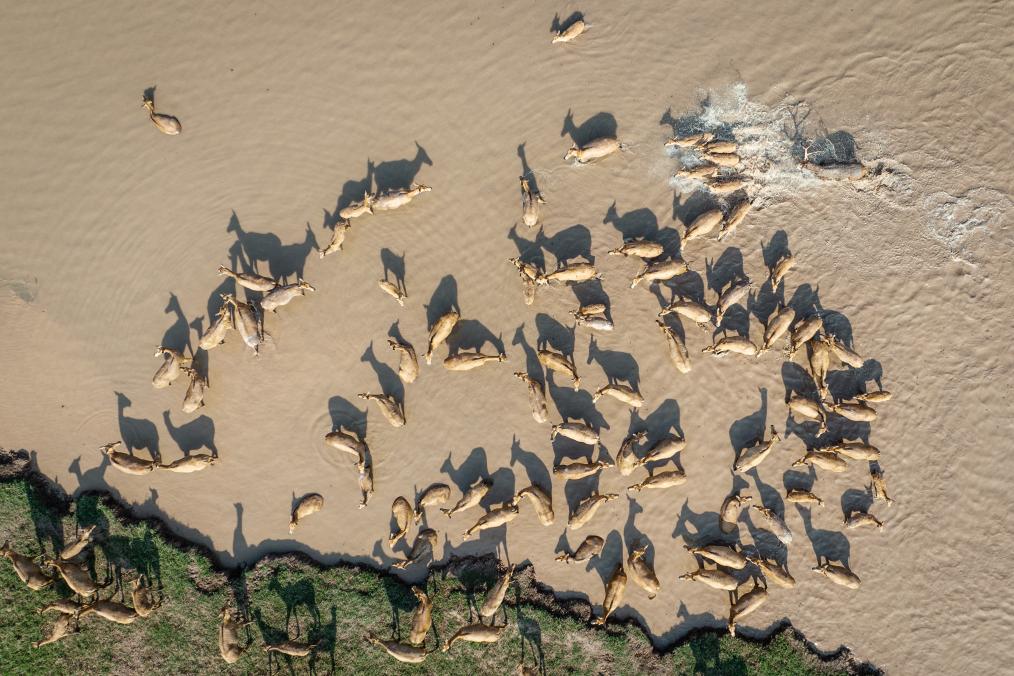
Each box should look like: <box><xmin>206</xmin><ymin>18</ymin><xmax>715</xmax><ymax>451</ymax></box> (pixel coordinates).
<box><xmin>1</xmin><ymin>1</ymin><xmax>1012</xmax><ymax>672</ymax></box>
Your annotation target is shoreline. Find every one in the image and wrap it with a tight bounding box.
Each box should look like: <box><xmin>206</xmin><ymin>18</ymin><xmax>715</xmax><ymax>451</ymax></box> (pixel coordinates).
<box><xmin>3</xmin><ymin>447</ymin><xmax>879</xmax><ymax>673</ymax></box>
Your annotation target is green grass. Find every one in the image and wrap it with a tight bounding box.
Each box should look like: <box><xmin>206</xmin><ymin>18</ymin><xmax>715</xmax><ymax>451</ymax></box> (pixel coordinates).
<box><xmin>0</xmin><ymin>469</ymin><xmax>868</xmax><ymax>675</ymax></box>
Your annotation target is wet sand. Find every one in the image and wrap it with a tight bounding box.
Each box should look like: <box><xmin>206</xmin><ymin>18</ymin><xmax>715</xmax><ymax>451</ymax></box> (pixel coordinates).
<box><xmin>1</xmin><ymin>1</ymin><xmax>1012</xmax><ymax>672</ymax></box>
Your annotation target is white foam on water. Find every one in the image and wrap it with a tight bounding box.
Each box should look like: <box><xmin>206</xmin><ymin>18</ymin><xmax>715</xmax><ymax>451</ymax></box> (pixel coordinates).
<box><xmin>923</xmin><ymin>188</ymin><xmax>1012</xmax><ymax>262</ymax></box>
<box><xmin>659</xmin><ymin>84</ymin><xmax>929</xmax><ymax>214</ymax></box>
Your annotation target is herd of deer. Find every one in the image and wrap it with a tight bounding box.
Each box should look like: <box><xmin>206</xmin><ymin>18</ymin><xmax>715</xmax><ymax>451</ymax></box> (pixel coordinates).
<box><xmin>5</xmin><ymin>12</ymin><xmax>892</xmax><ymax>670</ymax></box>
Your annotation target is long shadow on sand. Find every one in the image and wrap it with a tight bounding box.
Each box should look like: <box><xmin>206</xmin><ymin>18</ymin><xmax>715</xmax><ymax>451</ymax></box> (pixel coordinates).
<box><xmin>327</xmin><ymin>395</ymin><xmax>368</xmax><ymax>439</ymax></box>
<box><xmin>586</xmin><ymin>336</ymin><xmax>639</xmax><ymax>391</ymax></box>
<box><xmin>162</xmin><ymin>410</ymin><xmax>218</xmax><ymax>459</ymax></box>
<box><xmin>561</xmin><ymin>109</ymin><xmax>617</xmax><ymax>148</ymax></box>
<box><xmin>360</xmin><ymin>342</ymin><xmax>404</xmax><ymax>403</ymax></box>
<box><xmin>372</xmin><ymin>143</ymin><xmax>432</xmax><ymax>193</ymax></box>
<box><xmin>510</xmin><ymin>436</ymin><xmax>551</xmax><ymax>496</ymax></box>
<box><xmin>114</xmin><ymin>392</ymin><xmax>160</xmax><ymax>463</ymax></box>
<box><xmin>603</xmin><ymin>201</ymin><xmax>684</xmax><ymax>261</ymax></box>
<box><xmin>550</xmin><ymin>11</ymin><xmax>585</xmax><ymax>37</ymax></box>
<box><xmin>160</xmin><ymin>293</ymin><xmax>193</xmax><ymax>356</ymax></box>
<box><xmin>425</xmin><ymin>275</ymin><xmax>460</xmax><ymax>331</ymax></box>
<box><xmin>226</xmin><ymin>211</ymin><xmax>317</xmax><ymax>283</ymax></box>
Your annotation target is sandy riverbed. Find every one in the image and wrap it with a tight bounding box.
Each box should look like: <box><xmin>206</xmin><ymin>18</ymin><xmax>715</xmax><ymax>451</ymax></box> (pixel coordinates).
<box><xmin>1</xmin><ymin>1</ymin><xmax>1012</xmax><ymax>672</ymax></box>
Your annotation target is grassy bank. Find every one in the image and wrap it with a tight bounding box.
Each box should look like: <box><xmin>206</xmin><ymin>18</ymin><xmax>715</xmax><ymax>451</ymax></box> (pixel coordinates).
<box><xmin>0</xmin><ymin>451</ymin><xmax>873</xmax><ymax>675</ymax></box>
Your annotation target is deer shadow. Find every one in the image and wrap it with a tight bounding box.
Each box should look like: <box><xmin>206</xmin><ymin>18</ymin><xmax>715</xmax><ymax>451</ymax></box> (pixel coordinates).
<box><xmin>512</xmin><ymin>324</ymin><xmax>544</xmax><ymax>379</ymax></box>
<box><xmin>232</xmin><ymin>503</ymin><xmax>252</xmax><ymax>563</ymax></box>
<box><xmin>535</xmin><ymin>313</ymin><xmax>575</xmax><ymax>357</ymax></box>
<box><xmin>252</xmin><ymin>607</ymin><xmax>296</xmax><ymax>672</ymax></box>
<box><xmin>796</xmin><ymin>505</ymin><xmax>851</xmax><ymax>567</ymax></box>
<box><xmin>781</xmin><ymin>361</ymin><xmax>821</xmax><ymax>404</ymax></box>
<box><xmin>827</xmin><ymin>360</ymin><xmax>884</xmax><ymax>404</ymax></box>
<box><xmin>746</xmin><ymin>466</ymin><xmax>784</xmax><ymax>523</ymax></box>
<box><xmin>826</xmin><ymin>357</ymin><xmax>883</xmax><ymax>401</ymax></box>
<box><xmin>705</xmin><ymin>250</ymin><xmax>747</xmax><ymax>301</ymax></box>
<box><xmin>441</xmin><ymin>447</ymin><xmax>492</xmax><ymax>495</ymax></box>
<box><xmin>535</xmin><ymin>224</ymin><xmax>594</xmax><ymax>266</ymax></box>
<box><xmin>685</xmin><ymin>630</ymin><xmax>750</xmax><ymax>674</ymax></box>
<box><xmin>750</xmin><ymin>232</ymin><xmax>792</xmax><ymax>323</ymax></box>
<box><xmin>603</xmin><ymin>201</ymin><xmax>659</xmax><ymax>240</ymax></box>
<box><xmin>160</xmin><ymin>293</ymin><xmax>192</xmax><ymax>355</ymax></box>
<box><xmin>656</xmin><ymin>269</ymin><xmax>709</xmax><ymax>317</ymax></box>
<box><xmin>517</xmin><ymin>143</ymin><xmax>541</xmax><ymax>193</ymax></box>
<box><xmin>425</xmin><ymin>275</ymin><xmax>460</xmax><ymax>330</ymax></box>
<box><xmin>729</xmin><ymin>388</ymin><xmax>768</xmax><ymax>460</ymax></box>
<box><xmin>327</xmin><ymin>396</ymin><xmax>367</xmax><ymax>439</ymax></box>
<box><xmin>675</xmin><ymin>600</ymin><xmax>726</xmax><ymax>634</ymax></box>
<box><xmin>380</xmin><ymin>248</ymin><xmax>407</xmax><ymax>298</ymax></box>
<box><xmin>571</xmin><ymin>279</ymin><xmax>611</xmax><ymax>317</ymax></box>
<box><xmin>552</xmin><ymin>431</ymin><xmax>602</xmax><ymax>464</ymax></box>
<box><xmin>448</xmin><ymin>319</ymin><xmax>504</xmax><ymax>356</ymax></box>
<box><xmin>515</xmin><ymin>586</ymin><xmax>546</xmax><ymax>675</ymax></box>
<box><xmin>386</xmin><ymin>320</ymin><xmax>411</xmax><ymax>347</ymax></box>
<box><xmin>203</xmin><ymin>237</ymin><xmax>243</xmax><ymax>328</ymax></box>
<box><xmin>483</xmin><ymin>467</ymin><xmax>516</xmax><ymax>510</ymax></box>
<box><xmin>550</xmin><ymin>11</ymin><xmax>585</xmax><ymax>35</ymax></box>
<box><xmin>114</xmin><ymin>392</ymin><xmax>160</xmax><ymax>463</ymax></box>
<box><xmin>623</xmin><ymin>496</ymin><xmax>648</xmax><ymax>554</ymax></box>
<box><xmin>333</xmin><ymin>159</ymin><xmax>375</xmax><ymax>216</ymax></box>
<box><xmin>841</xmin><ymin>488</ymin><xmax>874</xmax><ymax>519</ymax></box>
<box><xmin>672</xmin><ymin>189</ymin><xmax>721</xmax><ymax>229</ymax></box>
<box><xmin>707</xmin><ymin>252</ymin><xmax>752</xmax><ymax>337</ymax></box>
<box><xmin>226</xmin><ymin>211</ymin><xmax>317</xmax><ymax>283</ymax></box>
<box><xmin>672</xmin><ymin>498</ymin><xmax>733</xmax><ymax>548</ymax></box>
<box><xmin>782</xmin><ymin>466</ymin><xmax>817</xmax><ymax>493</ymax></box>
<box><xmin>562</xmin><ymin>467</ymin><xmax>602</xmax><ymax>519</ymax></box>
<box><xmin>372</xmin><ymin>142</ymin><xmax>432</xmax><ymax>193</ymax></box>
<box><xmin>749</xmin><ymin>284</ymin><xmax>783</xmax><ymax>329</ymax></box>
<box><xmin>360</xmin><ymin>342</ymin><xmax>404</xmax><ymax>403</ymax></box>
<box><xmin>761</xmin><ymin>230</ymin><xmax>792</xmax><ymax>270</ymax></box>
<box><xmin>204</xmin><ymin>277</ymin><xmax>238</xmax><ymax>332</ymax></box>
<box><xmin>741</xmin><ymin>502</ymin><xmax>788</xmax><ymax>565</ymax></box>
<box><xmin>783</xmin><ymin>417</ymin><xmax>827</xmax><ymax>452</ymax></box>
<box><xmin>658</xmin><ymin>312</ymin><xmax>688</xmax><ymax>349</ymax></box>
<box><xmin>587</xmin><ymin>530</ymin><xmax>624</xmax><ymax>587</ymax></box>
<box><xmin>820</xmin><ymin>309</ymin><xmax>854</xmax><ymax>348</ymax></box>
<box><xmin>379</xmin><ymin>575</ymin><xmax>416</xmax><ymax>639</ymax></box>
<box><xmin>786</xmin><ymin>283</ymin><xmax>823</xmax><ymax>320</ymax></box>
<box><xmin>507</xmin><ymin>224</ymin><xmax>546</xmax><ymax>273</ymax></box>
<box><xmin>510</xmin><ymin>436</ymin><xmax>551</xmax><ymax>495</ymax></box>
<box><xmin>370</xmin><ymin>539</ymin><xmax>401</xmax><ymax>571</ymax></box>
<box><xmin>96</xmin><ymin>489</ymin><xmax>163</xmax><ymax>588</ymax></box>
<box><xmin>268</xmin><ymin>571</ymin><xmax>321</xmax><ymax>637</ymax></box>
<box><xmin>162</xmin><ymin>410</ymin><xmax>218</xmax><ymax>458</ymax></box>
<box><xmin>586</xmin><ymin>336</ymin><xmax>639</xmax><ymax>391</ymax></box>
<box><xmin>546</xmin><ymin>383</ymin><xmax>608</xmax><ymax>432</ymax></box>
<box><xmin>22</xmin><ymin>479</ymin><xmax>63</xmax><ymax>557</ymax></box>
<box><xmin>67</xmin><ymin>453</ymin><xmax>110</xmax><ymax>496</ymax></box>
<box><xmin>630</xmin><ymin>399</ymin><xmax>684</xmax><ymax>472</ymax></box>
<box><xmin>821</xmin><ymin>414</ymin><xmax>872</xmax><ymax>448</ymax></box>
<box><xmin>71</xmin><ymin>491</ymin><xmax>109</xmax><ymax>540</ymax></box>
<box><xmin>631</xmin><ymin>398</ymin><xmax>684</xmax><ymax>442</ymax></box>
<box><xmin>308</xmin><ymin>606</ymin><xmax>338</xmax><ymax>675</ymax></box>
<box><xmin>440</xmin><ymin>450</ymin><xmax>518</xmax><ymax>513</ymax></box>
<box><xmin>561</xmin><ymin>109</ymin><xmax>617</xmax><ymax>147</ymax></box>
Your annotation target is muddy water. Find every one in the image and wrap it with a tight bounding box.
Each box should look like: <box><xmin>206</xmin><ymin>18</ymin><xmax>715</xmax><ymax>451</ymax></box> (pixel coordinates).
<box><xmin>1</xmin><ymin>1</ymin><xmax>1012</xmax><ymax>672</ymax></box>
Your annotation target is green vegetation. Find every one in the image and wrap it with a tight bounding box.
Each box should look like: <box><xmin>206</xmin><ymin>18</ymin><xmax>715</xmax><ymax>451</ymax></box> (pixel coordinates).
<box><xmin>0</xmin><ymin>455</ymin><xmax>870</xmax><ymax>675</ymax></box>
